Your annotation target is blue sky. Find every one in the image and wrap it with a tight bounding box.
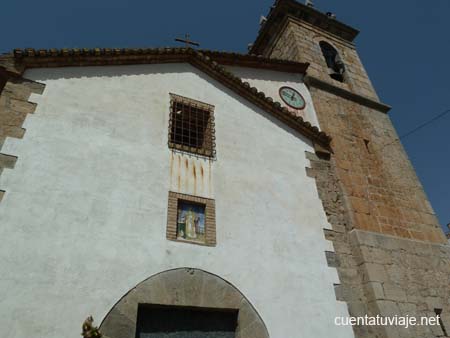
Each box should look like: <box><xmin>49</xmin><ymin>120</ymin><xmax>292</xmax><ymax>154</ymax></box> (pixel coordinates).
<box><xmin>1</xmin><ymin>0</ymin><xmax>449</xmax><ymax>232</ymax></box>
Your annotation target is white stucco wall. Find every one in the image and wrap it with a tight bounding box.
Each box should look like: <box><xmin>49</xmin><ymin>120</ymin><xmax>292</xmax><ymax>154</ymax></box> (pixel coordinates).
<box><xmin>225</xmin><ymin>66</ymin><xmax>320</xmax><ymax>127</ymax></box>
<box><xmin>0</xmin><ymin>63</ymin><xmax>352</xmax><ymax>338</ymax></box>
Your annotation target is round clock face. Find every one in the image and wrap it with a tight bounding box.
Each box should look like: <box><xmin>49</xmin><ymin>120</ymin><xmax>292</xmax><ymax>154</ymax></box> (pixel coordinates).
<box><xmin>279</xmin><ymin>86</ymin><xmax>306</xmax><ymax>110</ymax></box>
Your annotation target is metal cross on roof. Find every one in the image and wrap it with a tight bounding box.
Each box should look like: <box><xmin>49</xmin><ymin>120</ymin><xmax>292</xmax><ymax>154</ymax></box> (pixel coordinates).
<box><xmin>175</xmin><ymin>34</ymin><xmax>200</xmax><ymax>48</ymax></box>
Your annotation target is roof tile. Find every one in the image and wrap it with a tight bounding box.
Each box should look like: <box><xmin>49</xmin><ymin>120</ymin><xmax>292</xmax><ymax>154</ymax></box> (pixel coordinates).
<box><xmin>7</xmin><ymin>47</ymin><xmax>331</xmax><ymax>148</ymax></box>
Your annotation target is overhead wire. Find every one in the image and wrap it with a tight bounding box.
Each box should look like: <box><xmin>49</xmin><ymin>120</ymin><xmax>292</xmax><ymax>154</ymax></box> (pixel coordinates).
<box><xmin>379</xmin><ymin>108</ymin><xmax>450</xmax><ymax>151</ymax></box>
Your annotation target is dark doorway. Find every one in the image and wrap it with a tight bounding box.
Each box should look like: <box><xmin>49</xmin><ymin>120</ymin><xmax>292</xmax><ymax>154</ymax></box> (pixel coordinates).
<box><xmin>136</xmin><ymin>304</ymin><xmax>238</xmax><ymax>338</ymax></box>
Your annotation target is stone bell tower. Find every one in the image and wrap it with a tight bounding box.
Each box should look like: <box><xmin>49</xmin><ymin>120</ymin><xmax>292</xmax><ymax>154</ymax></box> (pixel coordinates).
<box><xmin>252</xmin><ymin>1</ymin><xmax>450</xmax><ymax>338</ymax></box>
<box><xmin>252</xmin><ymin>0</ymin><xmax>379</xmax><ymax>101</ymax></box>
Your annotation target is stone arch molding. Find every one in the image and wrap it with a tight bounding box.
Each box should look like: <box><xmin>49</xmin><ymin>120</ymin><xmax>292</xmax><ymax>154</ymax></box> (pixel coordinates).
<box><xmin>100</xmin><ymin>268</ymin><xmax>270</xmax><ymax>338</ymax></box>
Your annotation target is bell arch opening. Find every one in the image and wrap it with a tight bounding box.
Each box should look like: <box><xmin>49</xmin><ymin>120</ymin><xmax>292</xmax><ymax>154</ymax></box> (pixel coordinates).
<box><xmin>319</xmin><ymin>41</ymin><xmax>346</xmax><ymax>82</ymax></box>
<box><xmin>99</xmin><ymin>268</ymin><xmax>269</xmax><ymax>338</ymax></box>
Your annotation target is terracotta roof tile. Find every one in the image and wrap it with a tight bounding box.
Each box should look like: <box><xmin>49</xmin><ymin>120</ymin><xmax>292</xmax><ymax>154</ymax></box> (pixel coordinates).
<box><xmin>7</xmin><ymin>47</ymin><xmax>331</xmax><ymax>148</ymax></box>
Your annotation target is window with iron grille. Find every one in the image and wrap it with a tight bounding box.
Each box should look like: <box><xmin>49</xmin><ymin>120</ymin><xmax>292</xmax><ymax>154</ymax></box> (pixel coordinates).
<box><xmin>168</xmin><ymin>94</ymin><xmax>216</xmax><ymax>157</ymax></box>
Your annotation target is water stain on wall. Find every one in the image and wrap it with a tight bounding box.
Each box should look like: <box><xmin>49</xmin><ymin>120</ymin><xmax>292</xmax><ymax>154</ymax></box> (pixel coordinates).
<box><xmin>169</xmin><ymin>152</ymin><xmax>213</xmax><ymax>198</ymax></box>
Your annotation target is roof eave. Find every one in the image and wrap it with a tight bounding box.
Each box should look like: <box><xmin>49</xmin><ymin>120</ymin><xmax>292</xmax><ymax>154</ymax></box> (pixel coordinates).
<box><xmin>7</xmin><ymin>47</ymin><xmax>331</xmax><ymax>149</ymax></box>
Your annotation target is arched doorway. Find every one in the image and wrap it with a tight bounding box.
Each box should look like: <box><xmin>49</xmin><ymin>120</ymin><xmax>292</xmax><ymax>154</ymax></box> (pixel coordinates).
<box><xmin>100</xmin><ymin>268</ymin><xmax>269</xmax><ymax>338</ymax></box>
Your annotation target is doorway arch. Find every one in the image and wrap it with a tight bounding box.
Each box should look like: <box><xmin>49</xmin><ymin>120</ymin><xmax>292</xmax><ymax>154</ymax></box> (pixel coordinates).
<box><xmin>100</xmin><ymin>268</ymin><xmax>269</xmax><ymax>338</ymax></box>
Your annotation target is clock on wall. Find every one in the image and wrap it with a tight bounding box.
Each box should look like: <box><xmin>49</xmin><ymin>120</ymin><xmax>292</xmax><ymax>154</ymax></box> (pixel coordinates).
<box><xmin>279</xmin><ymin>86</ymin><xmax>306</xmax><ymax>110</ymax></box>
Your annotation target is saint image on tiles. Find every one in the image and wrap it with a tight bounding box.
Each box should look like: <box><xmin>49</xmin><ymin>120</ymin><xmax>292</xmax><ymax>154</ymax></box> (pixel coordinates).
<box><xmin>177</xmin><ymin>201</ymin><xmax>206</xmax><ymax>243</ymax></box>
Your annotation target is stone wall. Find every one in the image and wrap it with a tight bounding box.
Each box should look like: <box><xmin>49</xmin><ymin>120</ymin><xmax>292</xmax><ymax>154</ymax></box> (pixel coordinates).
<box><xmin>263</xmin><ymin>16</ymin><xmax>446</xmax><ymax>243</ymax></box>
<box><xmin>306</xmin><ymin>150</ymin><xmax>378</xmax><ymax>338</ymax></box>
<box><xmin>352</xmin><ymin>230</ymin><xmax>450</xmax><ymax>338</ymax></box>
<box><xmin>306</xmin><ymin>122</ymin><xmax>450</xmax><ymax>338</ymax></box>
<box><xmin>309</xmin><ymin>87</ymin><xmax>445</xmax><ymax>243</ymax></box>
<box><xmin>263</xmin><ymin>13</ymin><xmax>450</xmax><ymax>338</ymax></box>
<box><xmin>0</xmin><ymin>71</ymin><xmax>44</xmax><ymax>201</ymax></box>
<box><xmin>266</xmin><ymin>18</ymin><xmax>379</xmax><ymax>101</ymax></box>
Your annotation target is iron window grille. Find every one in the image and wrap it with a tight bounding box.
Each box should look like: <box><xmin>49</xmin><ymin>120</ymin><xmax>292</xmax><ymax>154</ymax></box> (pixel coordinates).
<box><xmin>168</xmin><ymin>94</ymin><xmax>216</xmax><ymax>157</ymax></box>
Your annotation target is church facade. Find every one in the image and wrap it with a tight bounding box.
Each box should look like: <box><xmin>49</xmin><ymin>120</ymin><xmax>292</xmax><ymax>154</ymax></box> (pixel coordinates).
<box><xmin>0</xmin><ymin>1</ymin><xmax>449</xmax><ymax>338</ymax></box>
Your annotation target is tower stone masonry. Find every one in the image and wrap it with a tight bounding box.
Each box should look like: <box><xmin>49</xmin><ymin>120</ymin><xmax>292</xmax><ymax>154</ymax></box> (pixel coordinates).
<box><xmin>252</xmin><ymin>1</ymin><xmax>450</xmax><ymax>338</ymax></box>
<box><xmin>0</xmin><ymin>1</ymin><xmax>449</xmax><ymax>338</ymax></box>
